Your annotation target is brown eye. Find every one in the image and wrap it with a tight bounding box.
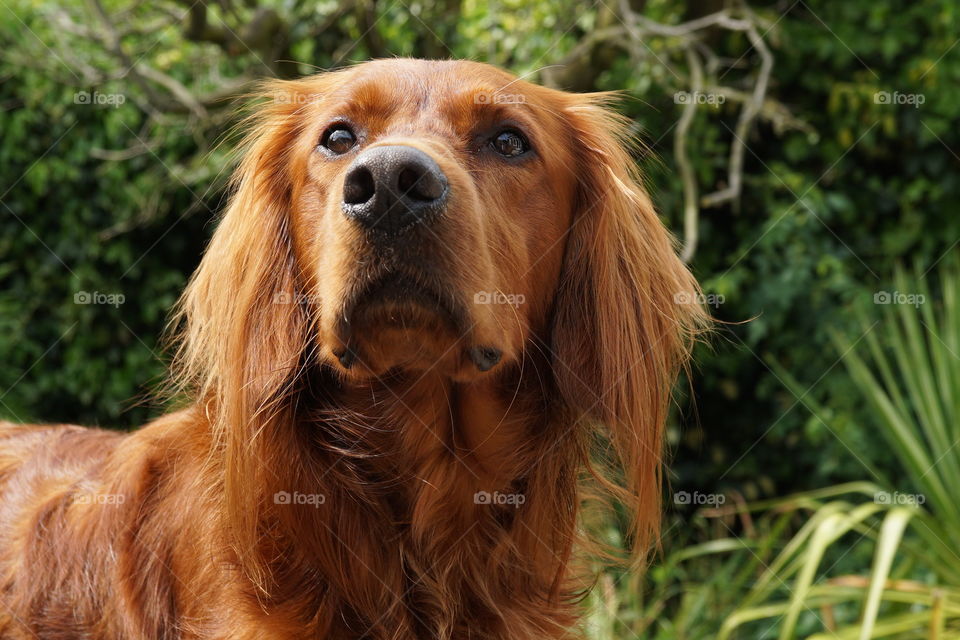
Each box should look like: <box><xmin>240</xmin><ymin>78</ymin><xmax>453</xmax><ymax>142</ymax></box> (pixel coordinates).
<box><xmin>322</xmin><ymin>126</ymin><xmax>356</xmax><ymax>154</ymax></box>
<box><xmin>491</xmin><ymin>130</ymin><xmax>529</xmax><ymax>158</ymax></box>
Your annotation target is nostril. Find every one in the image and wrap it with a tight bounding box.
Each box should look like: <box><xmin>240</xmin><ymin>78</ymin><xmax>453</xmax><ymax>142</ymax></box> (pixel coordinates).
<box><xmin>398</xmin><ymin>165</ymin><xmax>445</xmax><ymax>202</ymax></box>
<box><xmin>343</xmin><ymin>166</ymin><xmax>375</xmax><ymax>205</ymax></box>
<box><xmin>397</xmin><ymin>167</ymin><xmax>421</xmax><ymax>199</ymax></box>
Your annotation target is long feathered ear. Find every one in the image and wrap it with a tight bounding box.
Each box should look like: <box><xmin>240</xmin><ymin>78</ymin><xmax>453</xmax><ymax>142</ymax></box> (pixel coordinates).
<box><xmin>169</xmin><ymin>79</ymin><xmax>322</xmax><ymax>589</ymax></box>
<box><xmin>552</xmin><ymin>95</ymin><xmax>709</xmax><ymax>560</ymax></box>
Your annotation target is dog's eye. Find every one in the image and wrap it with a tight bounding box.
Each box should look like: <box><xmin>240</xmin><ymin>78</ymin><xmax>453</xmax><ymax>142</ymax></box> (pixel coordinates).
<box><xmin>490</xmin><ymin>130</ymin><xmax>529</xmax><ymax>158</ymax></box>
<box><xmin>321</xmin><ymin>126</ymin><xmax>357</xmax><ymax>154</ymax></box>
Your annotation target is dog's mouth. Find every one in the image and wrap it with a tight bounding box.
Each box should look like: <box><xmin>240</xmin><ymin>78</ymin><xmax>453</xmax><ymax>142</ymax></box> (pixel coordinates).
<box><xmin>352</xmin><ymin>273</ymin><xmax>463</xmax><ymax>328</ymax></box>
<box><xmin>330</xmin><ymin>272</ymin><xmax>503</xmax><ymax>377</ymax></box>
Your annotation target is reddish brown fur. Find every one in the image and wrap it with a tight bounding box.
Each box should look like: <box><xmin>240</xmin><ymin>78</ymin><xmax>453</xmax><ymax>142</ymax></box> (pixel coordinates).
<box><xmin>0</xmin><ymin>59</ymin><xmax>707</xmax><ymax>639</ymax></box>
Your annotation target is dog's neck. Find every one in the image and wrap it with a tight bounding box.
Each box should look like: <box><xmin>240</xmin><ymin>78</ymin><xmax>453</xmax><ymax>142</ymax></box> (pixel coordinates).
<box><xmin>335</xmin><ymin>368</ymin><xmax>541</xmax><ymax>485</ymax></box>
<box><xmin>233</xmin><ymin>356</ymin><xmax>581</xmax><ymax>637</ymax></box>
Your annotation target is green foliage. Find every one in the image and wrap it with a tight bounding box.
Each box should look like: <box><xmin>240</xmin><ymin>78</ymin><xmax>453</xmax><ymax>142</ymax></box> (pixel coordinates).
<box><xmin>597</xmin><ymin>0</ymin><xmax>960</xmax><ymax>498</ymax></box>
<box><xmin>722</xmin><ymin>261</ymin><xmax>960</xmax><ymax>638</ymax></box>
<box><xmin>585</xmin><ymin>510</ymin><xmax>794</xmax><ymax>639</ymax></box>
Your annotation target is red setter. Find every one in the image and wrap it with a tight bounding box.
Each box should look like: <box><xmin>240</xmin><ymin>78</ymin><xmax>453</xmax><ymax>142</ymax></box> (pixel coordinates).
<box><xmin>0</xmin><ymin>59</ymin><xmax>706</xmax><ymax>639</ymax></box>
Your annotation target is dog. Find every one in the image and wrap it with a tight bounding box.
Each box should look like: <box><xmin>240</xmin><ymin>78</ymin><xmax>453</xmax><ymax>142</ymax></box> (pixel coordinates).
<box><xmin>0</xmin><ymin>59</ymin><xmax>706</xmax><ymax>639</ymax></box>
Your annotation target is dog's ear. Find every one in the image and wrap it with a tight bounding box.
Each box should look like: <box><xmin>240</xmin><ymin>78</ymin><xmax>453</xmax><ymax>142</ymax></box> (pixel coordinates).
<box><xmin>175</xmin><ymin>80</ymin><xmax>323</xmax><ymax>414</ymax></box>
<box><xmin>170</xmin><ymin>78</ymin><xmax>325</xmax><ymax>589</ymax></box>
<box><xmin>552</xmin><ymin>95</ymin><xmax>708</xmax><ymax>557</ymax></box>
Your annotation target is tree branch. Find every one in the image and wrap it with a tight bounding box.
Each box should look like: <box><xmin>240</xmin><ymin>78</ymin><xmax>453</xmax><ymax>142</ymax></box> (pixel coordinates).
<box><xmin>587</xmin><ymin>0</ymin><xmax>807</xmax><ymax>262</ymax></box>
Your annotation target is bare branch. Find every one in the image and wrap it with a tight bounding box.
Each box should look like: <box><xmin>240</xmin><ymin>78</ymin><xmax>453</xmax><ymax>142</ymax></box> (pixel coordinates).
<box><xmin>599</xmin><ymin>1</ymin><xmax>804</xmax><ymax>262</ymax></box>
<box><xmin>700</xmin><ymin>18</ymin><xmax>774</xmax><ymax>208</ymax></box>
<box><xmin>675</xmin><ymin>48</ymin><xmax>703</xmax><ymax>264</ymax></box>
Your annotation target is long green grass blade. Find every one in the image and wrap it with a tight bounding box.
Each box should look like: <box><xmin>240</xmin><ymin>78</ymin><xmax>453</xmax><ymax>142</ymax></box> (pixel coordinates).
<box><xmin>893</xmin><ymin>266</ymin><xmax>952</xmax><ymax>458</ymax></box>
<box><xmin>780</xmin><ymin>503</ymin><xmax>884</xmax><ymax>639</ymax></box>
<box><xmin>837</xmin><ymin>338</ymin><xmax>960</xmax><ymax>522</ymax></box>
<box><xmin>858</xmin><ymin>507</ymin><xmax>915</xmax><ymax>640</ymax></box>
<box><xmin>810</xmin><ymin>611</ymin><xmax>947</xmax><ymax>639</ymax></box>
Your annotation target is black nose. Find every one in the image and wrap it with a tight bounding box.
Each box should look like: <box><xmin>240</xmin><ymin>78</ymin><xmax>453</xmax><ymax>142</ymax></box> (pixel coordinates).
<box><xmin>341</xmin><ymin>145</ymin><xmax>448</xmax><ymax>236</ymax></box>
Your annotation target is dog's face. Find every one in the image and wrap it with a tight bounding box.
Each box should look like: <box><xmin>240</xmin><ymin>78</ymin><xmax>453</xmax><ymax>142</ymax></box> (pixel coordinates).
<box><xmin>279</xmin><ymin>60</ymin><xmax>579</xmax><ymax>380</ymax></box>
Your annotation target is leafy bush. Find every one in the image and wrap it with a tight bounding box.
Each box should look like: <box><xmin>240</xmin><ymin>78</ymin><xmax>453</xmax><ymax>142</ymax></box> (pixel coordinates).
<box><xmin>722</xmin><ymin>260</ymin><xmax>960</xmax><ymax>638</ymax></box>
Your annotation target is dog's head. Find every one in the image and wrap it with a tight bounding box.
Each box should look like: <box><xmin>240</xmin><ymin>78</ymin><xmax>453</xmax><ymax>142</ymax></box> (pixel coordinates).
<box><xmin>296</xmin><ymin>60</ymin><xmax>580</xmax><ymax>380</ymax></box>
<box><xmin>175</xmin><ymin>58</ymin><xmax>706</xmax><ymax>562</ymax></box>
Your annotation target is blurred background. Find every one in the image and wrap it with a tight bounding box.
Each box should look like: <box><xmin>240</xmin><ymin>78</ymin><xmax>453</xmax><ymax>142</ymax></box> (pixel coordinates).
<box><xmin>1</xmin><ymin>0</ymin><xmax>958</xmax><ymax>637</ymax></box>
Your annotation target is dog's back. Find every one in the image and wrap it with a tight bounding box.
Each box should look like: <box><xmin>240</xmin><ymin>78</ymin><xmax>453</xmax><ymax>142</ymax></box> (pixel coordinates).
<box><xmin>0</xmin><ymin>415</ymin><xmax>235</xmax><ymax>640</ymax></box>
<box><xmin>0</xmin><ymin>422</ymin><xmax>122</xmax><ymax>637</ymax></box>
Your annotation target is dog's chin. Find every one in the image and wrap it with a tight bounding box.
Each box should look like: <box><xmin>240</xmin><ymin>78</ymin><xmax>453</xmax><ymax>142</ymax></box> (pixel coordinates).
<box><xmin>327</xmin><ymin>278</ymin><xmax>505</xmax><ymax>381</ymax></box>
